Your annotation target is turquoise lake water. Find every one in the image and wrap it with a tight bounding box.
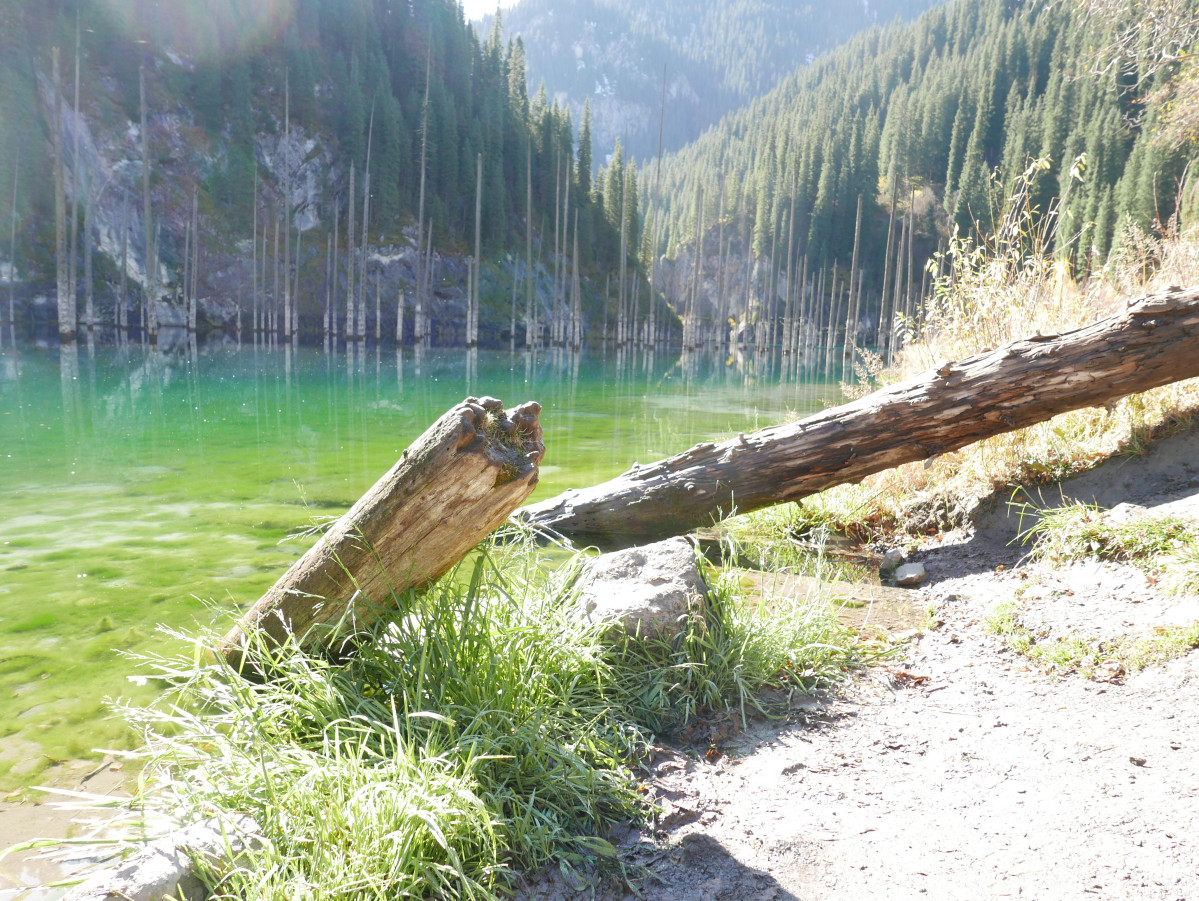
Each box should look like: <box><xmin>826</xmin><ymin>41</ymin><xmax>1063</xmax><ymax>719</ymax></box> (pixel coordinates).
<box><xmin>0</xmin><ymin>337</ymin><xmax>843</xmax><ymax>787</ymax></box>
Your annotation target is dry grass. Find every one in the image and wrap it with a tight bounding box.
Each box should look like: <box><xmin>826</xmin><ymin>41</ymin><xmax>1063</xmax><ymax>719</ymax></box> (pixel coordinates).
<box><xmin>811</xmin><ymin>160</ymin><xmax>1199</xmax><ymax>538</ymax></box>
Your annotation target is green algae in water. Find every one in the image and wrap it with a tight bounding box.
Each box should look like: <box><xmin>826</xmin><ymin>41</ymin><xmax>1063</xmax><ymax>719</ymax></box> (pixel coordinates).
<box><xmin>0</xmin><ymin>340</ymin><xmax>842</xmax><ymax>789</ymax></box>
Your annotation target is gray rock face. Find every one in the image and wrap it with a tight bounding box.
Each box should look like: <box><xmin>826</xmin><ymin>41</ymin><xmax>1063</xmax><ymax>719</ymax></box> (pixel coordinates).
<box><xmin>893</xmin><ymin>562</ymin><xmax>928</xmax><ymax>587</ymax></box>
<box><xmin>576</xmin><ymin>537</ymin><xmax>708</xmax><ymax>641</ymax></box>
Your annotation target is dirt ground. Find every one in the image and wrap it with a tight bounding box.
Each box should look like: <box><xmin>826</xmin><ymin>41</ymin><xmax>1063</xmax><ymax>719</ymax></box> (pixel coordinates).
<box><xmin>6</xmin><ymin>429</ymin><xmax>1199</xmax><ymax>901</ymax></box>
<box><xmin>519</xmin><ymin>426</ymin><xmax>1199</xmax><ymax>901</ymax></box>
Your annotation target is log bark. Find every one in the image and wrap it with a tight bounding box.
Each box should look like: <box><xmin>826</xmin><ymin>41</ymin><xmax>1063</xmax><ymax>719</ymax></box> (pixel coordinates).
<box><xmin>522</xmin><ymin>288</ymin><xmax>1199</xmax><ymax>548</ymax></box>
<box><xmin>220</xmin><ymin>397</ymin><xmax>544</xmax><ymax>670</ymax></box>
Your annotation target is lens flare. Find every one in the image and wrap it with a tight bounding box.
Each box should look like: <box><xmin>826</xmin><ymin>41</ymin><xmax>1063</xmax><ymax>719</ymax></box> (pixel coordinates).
<box><xmin>95</xmin><ymin>0</ymin><xmax>296</xmax><ymax>64</ymax></box>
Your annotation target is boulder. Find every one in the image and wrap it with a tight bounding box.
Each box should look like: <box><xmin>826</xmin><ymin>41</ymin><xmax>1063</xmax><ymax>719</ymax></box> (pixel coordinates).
<box><xmin>576</xmin><ymin>536</ymin><xmax>708</xmax><ymax>641</ymax></box>
<box><xmin>1107</xmin><ymin>502</ymin><xmax>1149</xmax><ymax>524</ymax></box>
<box><xmin>893</xmin><ymin>562</ymin><xmax>928</xmax><ymax>587</ymax></box>
<box><xmin>62</xmin><ymin>814</ymin><xmax>262</xmax><ymax>901</ymax></box>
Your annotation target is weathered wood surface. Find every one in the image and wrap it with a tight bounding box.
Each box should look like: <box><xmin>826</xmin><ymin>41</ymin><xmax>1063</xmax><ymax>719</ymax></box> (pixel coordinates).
<box><xmin>219</xmin><ymin>396</ymin><xmax>544</xmax><ymax>669</ymax></box>
<box><xmin>62</xmin><ymin>815</ymin><xmax>262</xmax><ymax>901</ymax></box>
<box><xmin>522</xmin><ymin>288</ymin><xmax>1199</xmax><ymax>548</ymax></box>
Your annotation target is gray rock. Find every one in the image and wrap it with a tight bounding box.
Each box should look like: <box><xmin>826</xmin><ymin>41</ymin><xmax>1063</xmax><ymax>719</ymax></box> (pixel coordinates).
<box><xmin>1108</xmin><ymin>502</ymin><xmax>1149</xmax><ymax>524</ymax></box>
<box><xmin>893</xmin><ymin>562</ymin><xmax>928</xmax><ymax>587</ymax></box>
<box><xmin>880</xmin><ymin>548</ymin><xmax>907</xmax><ymax>575</ymax></box>
<box><xmin>62</xmin><ymin>814</ymin><xmax>262</xmax><ymax>901</ymax></box>
<box><xmin>199</xmin><ymin>295</ymin><xmax>242</xmax><ymax>329</ymax></box>
<box><xmin>154</xmin><ymin>300</ymin><xmax>187</xmax><ymax>329</ymax></box>
<box><xmin>576</xmin><ymin>536</ymin><xmax>708</xmax><ymax>641</ymax></box>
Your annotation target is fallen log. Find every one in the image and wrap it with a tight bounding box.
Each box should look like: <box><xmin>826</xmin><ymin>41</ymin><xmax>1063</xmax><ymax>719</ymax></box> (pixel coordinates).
<box><xmin>522</xmin><ymin>288</ymin><xmax>1199</xmax><ymax>548</ymax></box>
<box><xmin>219</xmin><ymin>396</ymin><xmax>544</xmax><ymax>670</ymax></box>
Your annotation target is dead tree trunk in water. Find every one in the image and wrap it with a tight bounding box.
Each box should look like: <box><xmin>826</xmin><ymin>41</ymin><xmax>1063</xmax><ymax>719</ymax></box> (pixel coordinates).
<box><xmin>471</xmin><ymin>152</ymin><xmax>482</xmax><ymax>349</ymax></box>
<box><xmin>219</xmin><ymin>397</ymin><xmax>545</xmax><ymax>670</ymax></box>
<box><xmin>521</xmin><ymin>289</ymin><xmax>1199</xmax><ymax>549</ymax></box>
<box><xmin>140</xmin><ymin>66</ymin><xmax>156</xmax><ymax>341</ymax></box>
<box><xmin>52</xmin><ymin>49</ymin><xmax>71</xmax><ymax>341</ymax></box>
<box><xmin>9</xmin><ymin>144</ymin><xmax>19</xmax><ymax>332</ymax></box>
<box><xmin>68</xmin><ymin>17</ymin><xmax>81</xmax><ymax>326</ymax></box>
<box><xmin>282</xmin><ymin>72</ymin><xmax>292</xmax><ymax>339</ymax></box>
<box><xmin>117</xmin><ymin>190</ymin><xmax>128</xmax><ymax>332</ymax></box>
<box><xmin>83</xmin><ymin>187</ymin><xmax>94</xmax><ymax>328</ymax></box>
<box><xmin>346</xmin><ymin>162</ymin><xmax>356</xmax><ymax>341</ymax></box>
<box><xmin>525</xmin><ymin>139</ymin><xmax>533</xmax><ymax>349</ymax></box>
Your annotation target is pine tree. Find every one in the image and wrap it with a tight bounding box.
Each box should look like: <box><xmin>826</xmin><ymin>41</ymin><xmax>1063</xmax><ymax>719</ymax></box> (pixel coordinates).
<box><xmin>193</xmin><ymin>61</ymin><xmax>223</xmax><ymax>135</ymax></box>
<box><xmin>944</xmin><ymin>91</ymin><xmax>975</xmax><ymax>195</ymax></box>
<box><xmin>373</xmin><ymin>85</ymin><xmax>404</xmax><ymax>228</ymax></box>
<box><xmin>577</xmin><ymin>97</ymin><xmax>593</xmax><ymax>197</ymax></box>
<box><xmin>342</xmin><ymin>52</ymin><xmax>367</xmax><ymax>170</ymax></box>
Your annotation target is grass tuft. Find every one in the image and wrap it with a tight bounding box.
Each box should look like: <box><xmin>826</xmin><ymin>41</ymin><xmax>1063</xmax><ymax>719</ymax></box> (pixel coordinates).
<box><xmin>1018</xmin><ymin>501</ymin><xmax>1199</xmax><ymax>596</ymax></box>
<box><xmin>116</xmin><ymin>525</ymin><xmax>866</xmax><ymax>899</ymax></box>
<box><xmin>986</xmin><ymin>601</ymin><xmax>1199</xmax><ymax>678</ymax></box>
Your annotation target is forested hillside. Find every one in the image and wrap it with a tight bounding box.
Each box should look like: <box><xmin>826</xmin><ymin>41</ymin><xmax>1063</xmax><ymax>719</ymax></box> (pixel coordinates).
<box><xmin>5</xmin><ymin>0</ymin><xmax>1195</xmax><ymax>345</ymax></box>
<box><xmin>650</xmin><ymin>0</ymin><xmax>1197</xmax><ymax>325</ymax></box>
<box><xmin>0</xmin><ymin>0</ymin><xmax>646</xmax><ymax>340</ymax></box>
<box><xmin>488</xmin><ymin>0</ymin><xmax>941</xmax><ymax>163</ymax></box>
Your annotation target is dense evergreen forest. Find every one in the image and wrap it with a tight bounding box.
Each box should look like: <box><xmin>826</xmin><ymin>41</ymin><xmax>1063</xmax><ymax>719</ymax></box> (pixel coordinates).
<box><xmin>650</xmin><ymin>0</ymin><xmax>1197</xmax><ymax>319</ymax></box>
<box><xmin>2</xmin><ymin>0</ymin><xmax>1196</xmax><ymax>344</ymax></box>
<box><xmin>0</xmin><ymin>0</ymin><xmax>647</xmax><ymax>340</ymax></box>
<box><xmin>489</xmin><ymin>0</ymin><xmax>941</xmax><ymax>162</ymax></box>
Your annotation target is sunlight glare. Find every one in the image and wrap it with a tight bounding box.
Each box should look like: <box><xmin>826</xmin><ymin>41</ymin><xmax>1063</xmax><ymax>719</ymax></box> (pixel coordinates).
<box><xmin>95</xmin><ymin>0</ymin><xmax>296</xmax><ymax>63</ymax></box>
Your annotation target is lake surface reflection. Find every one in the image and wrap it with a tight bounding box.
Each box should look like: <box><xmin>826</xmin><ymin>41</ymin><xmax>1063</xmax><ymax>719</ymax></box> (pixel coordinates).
<box><xmin>0</xmin><ymin>337</ymin><xmax>843</xmax><ymax>786</ymax></box>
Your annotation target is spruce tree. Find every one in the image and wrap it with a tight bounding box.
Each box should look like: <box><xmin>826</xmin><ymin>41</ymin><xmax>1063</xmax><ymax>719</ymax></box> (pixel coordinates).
<box><xmin>577</xmin><ymin>98</ymin><xmax>593</xmax><ymax>197</ymax></box>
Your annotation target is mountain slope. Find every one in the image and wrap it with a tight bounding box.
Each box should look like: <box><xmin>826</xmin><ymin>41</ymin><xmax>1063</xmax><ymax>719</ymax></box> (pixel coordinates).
<box><xmin>0</xmin><ymin>0</ymin><xmax>637</xmax><ymax>341</ymax></box>
<box><xmin>488</xmin><ymin>0</ymin><xmax>943</xmax><ymax>162</ymax></box>
<box><xmin>647</xmin><ymin>0</ymin><xmax>1195</xmax><ymax>326</ymax></box>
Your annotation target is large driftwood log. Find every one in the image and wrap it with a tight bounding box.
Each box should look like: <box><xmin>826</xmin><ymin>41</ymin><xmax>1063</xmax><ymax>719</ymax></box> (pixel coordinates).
<box><xmin>220</xmin><ymin>396</ymin><xmax>544</xmax><ymax>669</ymax></box>
<box><xmin>522</xmin><ymin>288</ymin><xmax>1199</xmax><ymax>548</ymax></box>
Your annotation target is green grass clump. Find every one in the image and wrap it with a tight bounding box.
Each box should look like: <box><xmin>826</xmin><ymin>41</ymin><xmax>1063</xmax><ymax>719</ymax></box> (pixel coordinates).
<box><xmin>985</xmin><ymin>601</ymin><xmax>1035</xmax><ymax>655</ymax></box>
<box><xmin>1162</xmin><ymin>541</ymin><xmax>1199</xmax><ymax>597</ymax></box>
<box><xmin>1018</xmin><ymin>502</ymin><xmax>1199</xmax><ymax>595</ymax></box>
<box><xmin>119</xmin><ymin>526</ymin><xmax>863</xmax><ymax>899</ymax></box>
<box><xmin>986</xmin><ymin>601</ymin><xmax>1199</xmax><ymax>677</ymax></box>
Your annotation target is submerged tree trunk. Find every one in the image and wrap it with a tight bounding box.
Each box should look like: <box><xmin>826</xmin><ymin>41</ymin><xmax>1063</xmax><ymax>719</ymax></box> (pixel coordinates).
<box><xmin>522</xmin><ymin>289</ymin><xmax>1199</xmax><ymax>548</ymax></box>
<box><xmin>346</xmin><ymin>162</ymin><xmax>355</xmax><ymax>341</ymax></box>
<box><xmin>118</xmin><ymin>188</ymin><xmax>128</xmax><ymax>331</ymax></box>
<box><xmin>525</xmin><ymin>139</ymin><xmax>533</xmax><ymax>349</ymax></box>
<box><xmin>83</xmin><ymin>187</ymin><xmax>93</xmax><ymax>328</ymax></box>
<box><xmin>8</xmin><ymin>144</ymin><xmax>19</xmax><ymax>332</ymax></box>
<box><xmin>68</xmin><ymin>16</ymin><xmax>81</xmax><ymax>328</ymax></box>
<box><xmin>52</xmin><ymin>49</ymin><xmax>71</xmax><ymax>341</ymax></box>
<box><xmin>283</xmin><ymin>74</ymin><xmax>292</xmax><ymax>340</ymax></box>
<box><xmin>139</xmin><ymin>67</ymin><xmax>157</xmax><ymax>341</ymax></box>
<box><xmin>219</xmin><ymin>397</ymin><xmax>545</xmax><ymax>670</ymax></box>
